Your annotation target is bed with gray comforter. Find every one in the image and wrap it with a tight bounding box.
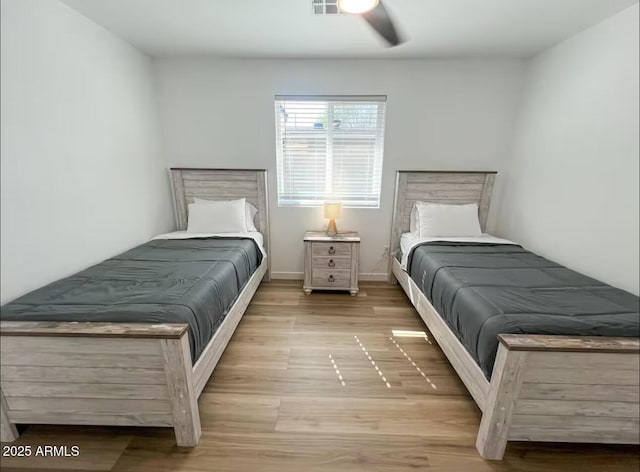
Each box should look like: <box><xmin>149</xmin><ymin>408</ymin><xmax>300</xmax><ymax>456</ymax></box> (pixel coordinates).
<box><xmin>0</xmin><ymin>237</ymin><xmax>263</xmax><ymax>362</ymax></box>
<box><xmin>406</xmin><ymin>242</ymin><xmax>640</xmax><ymax>379</ymax></box>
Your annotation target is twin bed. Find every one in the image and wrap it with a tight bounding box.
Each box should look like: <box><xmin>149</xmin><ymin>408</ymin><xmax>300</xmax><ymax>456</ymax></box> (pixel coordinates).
<box><xmin>0</xmin><ymin>168</ymin><xmax>269</xmax><ymax>447</ymax></box>
<box><xmin>1</xmin><ymin>168</ymin><xmax>638</xmax><ymax>461</ymax></box>
<box><xmin>390</xmin><ymin>171</ymin><xmax>639</xmax><ymax>459</ymax></box>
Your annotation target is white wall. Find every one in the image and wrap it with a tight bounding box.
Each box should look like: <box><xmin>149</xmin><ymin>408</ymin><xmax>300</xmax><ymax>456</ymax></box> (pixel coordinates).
<box><xmin>0</xmin><ymin>0</ymin><xmax>173</xmax><ymax>304</ymax></box>
<box><xmin>155</xmin><ymin>58</ymin><xmax>525</xmax><ymax>278</ymax></box>
<box><xmin>497</xmin><ymin>4</ymin><xmax>639</xmax><ymax>295</ymax></box>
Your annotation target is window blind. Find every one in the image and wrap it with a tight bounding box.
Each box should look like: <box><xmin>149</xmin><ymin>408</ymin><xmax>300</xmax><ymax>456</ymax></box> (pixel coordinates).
<box><xmin>275</xmin><ymin>95</ymin><xmax>387</xmax><ymax>207</ymax></box>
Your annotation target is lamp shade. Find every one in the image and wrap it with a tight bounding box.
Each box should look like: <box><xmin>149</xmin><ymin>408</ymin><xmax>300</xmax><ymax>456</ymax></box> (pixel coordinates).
<box><xmin>323</xmin><ymin>202</ymin><xmax>342</xmax><ymax>220</ymax></box>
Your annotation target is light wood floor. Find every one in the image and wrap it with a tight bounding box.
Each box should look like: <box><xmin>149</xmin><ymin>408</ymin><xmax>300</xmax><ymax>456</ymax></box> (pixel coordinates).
<box><xmin>2</xmin><ymin>281</ymin><xmax>638</xmax><ymax>471</ymax></box>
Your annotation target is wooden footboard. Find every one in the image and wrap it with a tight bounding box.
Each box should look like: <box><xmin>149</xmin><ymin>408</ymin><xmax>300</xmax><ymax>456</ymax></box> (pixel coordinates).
<box><xmin>0</xmin><ymin>322</ymin><xmax>201</xmax><ymax>446</ymax></box>
<box><xmin>477</xmin><ymin>335</ymin><xmax>640</xmax><ymax>459</ymax></box>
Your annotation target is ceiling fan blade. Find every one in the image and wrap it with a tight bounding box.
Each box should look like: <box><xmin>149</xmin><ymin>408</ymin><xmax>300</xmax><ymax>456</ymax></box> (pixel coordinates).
<box><xmin>361</xmin><ymin>1</ymin><xmax>404</xmax><ymax>47</ymax></box>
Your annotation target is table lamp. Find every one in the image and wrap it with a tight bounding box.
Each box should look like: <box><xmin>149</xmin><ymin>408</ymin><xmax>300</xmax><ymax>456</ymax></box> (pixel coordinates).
<box><xmin>324</xmin><ymin>202</ymin><xmax>342</xmax><ymax>236</ymax></box>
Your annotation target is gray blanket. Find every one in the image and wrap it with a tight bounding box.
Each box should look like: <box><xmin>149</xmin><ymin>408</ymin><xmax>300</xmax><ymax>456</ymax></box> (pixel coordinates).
<box><xmin>407</xmin><ymin>243</ymin><xmax>640</xmax><ymax>379</ymax></box>
<box><xmin>0</xmin><ymin>237</ymin><xmax>263</xmax><ymax>362</ymax></box>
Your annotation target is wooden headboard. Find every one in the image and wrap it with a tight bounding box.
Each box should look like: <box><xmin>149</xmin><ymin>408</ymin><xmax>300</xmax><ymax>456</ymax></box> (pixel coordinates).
<box><xmin>389</xmin><ymin>170</ymin><xmax>497</xmax><ymax>269</ymax></box>
<box><xmin>169</xmin><ymin>168</ymin><xmax>270</xmax><ymax>279</ymax></box>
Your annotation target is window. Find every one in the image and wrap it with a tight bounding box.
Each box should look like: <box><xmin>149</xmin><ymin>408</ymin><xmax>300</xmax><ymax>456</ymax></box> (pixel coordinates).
<box><xmin>274</xmin><ymin>95</ymin><xmax>386</xmax><ymax>208</ymax></box>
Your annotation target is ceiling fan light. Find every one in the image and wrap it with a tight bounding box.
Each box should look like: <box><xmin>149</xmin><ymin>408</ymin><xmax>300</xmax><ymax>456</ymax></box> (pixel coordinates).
<box><xmin>338</xmin><ymin>0</ymin><xmax>379</xmax><ymax>14</ymax></box>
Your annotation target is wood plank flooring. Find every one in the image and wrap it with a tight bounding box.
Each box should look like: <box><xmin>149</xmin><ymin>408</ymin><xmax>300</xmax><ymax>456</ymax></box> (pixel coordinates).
<box><xmin>1</xmin><ymin>281</ymin><xmax>638</xmax><ymax>471</ymax></box>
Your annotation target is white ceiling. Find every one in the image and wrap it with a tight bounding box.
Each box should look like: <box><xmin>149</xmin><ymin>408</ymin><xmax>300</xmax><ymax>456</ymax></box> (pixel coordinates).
<box><xmin>60</xmin><ymin>0</ymin><xmax>638</xmax><ymax>58</ymax></box>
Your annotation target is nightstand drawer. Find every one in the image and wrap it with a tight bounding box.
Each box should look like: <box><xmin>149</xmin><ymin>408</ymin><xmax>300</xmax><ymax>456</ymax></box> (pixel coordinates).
<box><xmin>312</xmin><ymin>256</ymin><xmax>352</xmax><ymax>270</ymax></box>
<box><xmin>311</xmin><ymin>269</ymin><xmax>351</xmax><ymax>288</ymax></box>
<box><xmin>311</xmin><ymin>242</ymin><xmax>352</xmax><ymax>258</ymax></box>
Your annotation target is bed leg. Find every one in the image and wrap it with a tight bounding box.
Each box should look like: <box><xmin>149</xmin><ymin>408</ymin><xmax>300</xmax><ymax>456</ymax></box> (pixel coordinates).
<box><xmin>1</xmin><ymin>390</ymin><xmax>19</xmax><ymax>443</ymax></box>
<box><xmin>476</xmin><ymin>345</ymin><xmax>527</xmax><ymax>460</ymax></box>
<box><xmin>161</xmin><ymin>337</ymin><xmax>201</xmax><ymax>447</ymax></box>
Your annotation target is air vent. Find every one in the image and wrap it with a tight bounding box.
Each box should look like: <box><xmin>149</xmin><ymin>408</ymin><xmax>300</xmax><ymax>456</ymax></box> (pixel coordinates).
<box><xmin>312</xmin><ymin>0</ymin><xmax>343</xmax><ymax>15</ymax></box>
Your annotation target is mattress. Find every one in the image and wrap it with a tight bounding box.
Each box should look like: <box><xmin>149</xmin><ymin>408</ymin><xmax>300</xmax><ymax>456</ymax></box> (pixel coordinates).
<box><xmin>0</xmin><ymin>236</ymin><xmax>263</xmax><ymax>362</ymax></box>
<box><xmin>406</xmin><ymin>242</ymin><xmax>640</xmax><ymax>379</ymax></box>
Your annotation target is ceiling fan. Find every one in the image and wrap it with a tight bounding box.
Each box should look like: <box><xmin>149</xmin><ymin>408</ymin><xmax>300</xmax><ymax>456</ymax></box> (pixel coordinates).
<box><xmin>338</xmin><ymin>0</ymin><xmax>405</xmax><ymax>47</ymax></box>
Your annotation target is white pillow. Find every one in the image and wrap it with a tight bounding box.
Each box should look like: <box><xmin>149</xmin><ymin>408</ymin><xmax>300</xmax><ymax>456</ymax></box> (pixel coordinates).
<box><xmin>187</xmin><ymin>198</ymin><xmax>248</xmax><ymax>233</ymax></box>
<box><xmin>410</xmin><ymin>204</ymin><xmax>420</xmax><ymax>235</ymax></box>
<box><xmin>414</xmin><ymin>202</ymin><xmax>482</xmax><ymax>237</ymax></box>
<box><xmin>193</xmin><ymin>197</ymin><xmax>258</xmax><ymax>232</ymax></box>
<box><xmin>245</xmin><ymin>202</ymin><xmax>258</xmax><ymax>232</ymax></box>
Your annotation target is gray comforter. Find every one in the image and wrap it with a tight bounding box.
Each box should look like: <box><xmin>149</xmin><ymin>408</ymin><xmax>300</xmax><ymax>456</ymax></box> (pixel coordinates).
<box><xmin>0</xmin><ymin>237</ymin><xmax>263</xmax><ymax>362</ymax></box>
<box><xmin>407</xmin><ymin>243</ymin><xmax>640</xmax><ymax>379</ymax></box>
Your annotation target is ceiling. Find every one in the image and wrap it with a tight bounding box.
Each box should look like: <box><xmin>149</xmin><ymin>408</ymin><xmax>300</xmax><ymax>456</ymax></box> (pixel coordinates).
<box><xmin>60</xmin><ymin>0</ymin><xmax>638</xmax><ymax>58</ymax></box>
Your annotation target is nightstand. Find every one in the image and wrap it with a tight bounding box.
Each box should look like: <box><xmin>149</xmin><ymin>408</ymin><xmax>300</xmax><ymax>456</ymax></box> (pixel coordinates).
<box><xmin>303</xmin><ymin>231</ymin><xmax>360</xmax><ymax>296</ymax></box>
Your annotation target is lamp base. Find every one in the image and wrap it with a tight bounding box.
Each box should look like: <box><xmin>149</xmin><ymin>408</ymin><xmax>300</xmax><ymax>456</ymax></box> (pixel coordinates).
<box><xmin>326</xmin><ymin>219</ymin><xmax>338</xmax><ymax>236</ymax></box>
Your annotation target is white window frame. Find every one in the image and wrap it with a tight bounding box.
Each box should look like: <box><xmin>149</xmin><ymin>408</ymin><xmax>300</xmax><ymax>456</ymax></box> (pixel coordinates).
<box><xmin>274</xmin><ymin>95</ymin><xmax>387</xmax><ymax>208</ymax></box>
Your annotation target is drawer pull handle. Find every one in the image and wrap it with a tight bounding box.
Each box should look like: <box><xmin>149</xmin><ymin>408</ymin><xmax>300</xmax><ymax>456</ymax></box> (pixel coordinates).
<box><xmin>328</xmin><ymin>275</ymin><xmax>335</xmax><ymax>283</ymax></box>
<box><xmin>328</xmin><ymin>260</ymin><xmax>335</xmax><ymax>268</ymax></box>
<box><xmin>328</xmin><ymin>246</ymin><xmax>336</xmax><ymax>255</ymax></box>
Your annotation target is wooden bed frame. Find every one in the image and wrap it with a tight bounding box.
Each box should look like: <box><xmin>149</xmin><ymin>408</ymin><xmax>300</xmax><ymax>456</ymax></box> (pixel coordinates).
<box><xmin>0</xmin><ymin>168</ymin><xmax>270</xmax><ymax>447</ymax></box>
<box><xmin>389</xmin><ymin>170</ymin><xmax>640</xmax><ymax>460</ymax></box>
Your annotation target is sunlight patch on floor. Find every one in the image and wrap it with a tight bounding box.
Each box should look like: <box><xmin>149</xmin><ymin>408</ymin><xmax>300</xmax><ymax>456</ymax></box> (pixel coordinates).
<box><xmin>390</xmin><ymin>336</ymin><xmax>437</xmax><ymax>390</ymax></box>
<box><xmin>354</xmin><ymin>335</ymin><xmax>391</xmax><ymax>388</ymax></box>
<box><xmin>329</xmin><ymin>354</ymin><xmax>346</xmax><ymax>387</ymax></box>
<box><xmin>391</xmin><ymin>329</ymin><xmax>432</xmax><ymax>344</ymax></box>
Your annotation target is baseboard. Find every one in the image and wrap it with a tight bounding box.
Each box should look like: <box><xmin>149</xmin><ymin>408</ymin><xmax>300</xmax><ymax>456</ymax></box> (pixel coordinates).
<box><xmin>359</xmin><ymin>273</ymin><xmax>390</xmax><ymax>281</ymax></box>
<box><xmin>271</xmin><ymin>272</ymin><xmax>389</xmax><ymax>281</ymax></box>
<box><xmin>270</xmin><ymin>272</ymin><xmax>304</xmax><ymax>280</ymax></box>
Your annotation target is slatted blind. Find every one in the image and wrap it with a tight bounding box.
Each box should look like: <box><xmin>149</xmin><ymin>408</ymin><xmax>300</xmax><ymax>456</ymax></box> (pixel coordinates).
<box><xmin>275</xmin><ymin>95</ymin><xmax>387</xmax><ymax>207</ymax></box>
